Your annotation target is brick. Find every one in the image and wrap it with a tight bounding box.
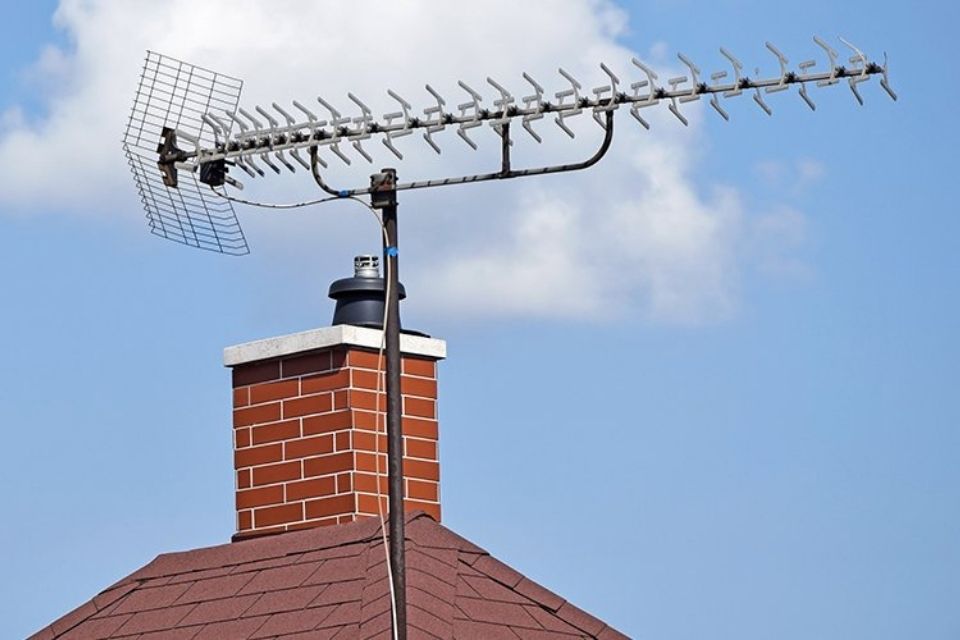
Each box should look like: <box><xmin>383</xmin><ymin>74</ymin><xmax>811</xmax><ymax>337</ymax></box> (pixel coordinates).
<box><xmin>405</xmin><ymin>438</ymin><xmax>437</xmax><ymax>460</ymax></box>
<box><xmin>407</xmin><ymin>479</ymin><xmax>439</xmax><ymax>502</ymax></box>
<box><xmin>289</xmin><ymin>517</ymin><xmax>339</xmax><ymax>531</ymax></box>
<box><xmin>250</xmin><ymin>379</ymin><xmax>299</xmax><ymax>405</ymax></box>
<box><xmin>350</xmin><ymin>390</ymin><xmax>387</xmax><ymax>412</ymax></box>
<box><xmin>336</xmin><ymin>473</ymin><xmax>352</xmax><ymax>493</ymax></box>
<box><xmin>352</xmin><ymin>410</ymin><xmax>385</xmax><ymax>433</ymax></box>
<box><xmin>302</xmin><ymin>369</ymin><xmax>350</xmax><ymax>394</ymax></box>
<box><xmin>356</xmin><ymin>452</ymin><xmax>387</xmax><ymax>473</ymax></box>
<box><xmin>354</xmin><ymin>473</ymin><xmax>388</xmax><ymax>494</ymax></box>
<box><xmin>353</xmin><ymin>431</ymin><xmax>388</xmax><ymax>453</ymax></box>
<box><xmin>346</xmin><ymin>349</ymin><xmax>382</xmax><ymax>370</ymax></box>
<box><xmin>303</xmin><ymin>451</ymin><xmax>353</xmax><ymax>477</ymax></box>
<box><xmin>251</xmin><ymin>420</ymin><xmax>300</xmax><ymax>445</ymax></box>
<box><xmin>403</xmin><ymin>417</ymin><xmax>438</xmax><ymax>439</ymax></box>
<box><xmin>357</xmin><ymin>494</ymin><xmax>389</xmax><ymax>515</ymax></box>
<box><xmin>402</xmin><ymin>357</ymin><xmax>435</xmax><ymax>378</ymax></box>
<box><xmin>401</xmin><ymin>376</ymin><xmax>437</xmax><ymax>398</ymax></box>
<box><xmin>233</xmin><ymin>387</ymin><xmax>250</xmax><ymax>408</ymax></box>
<box><xmin>237</xmin><ymin>469</ymin><xmax>251</xmax><ymax>489</ymax></box>
<box><xmin>283</xmin><ymin>393</ymin><xmax>333</xmax><ymax>419</ymax></box>
<box><xmin>404</xmin><ymin>459</ymin><xmax>439</xmax><ymax>481</ymax></box>
<box><xmin>235</xmin><ymin>428</ymin><xmax>251</xmax><ymax>449</ymax></box>
<box><xmin>303</xmin><ymin>410</ymin><xmax>352</xmax><ymax>435</ymax></box>
<box><xmin>305</xmin><ymin>494</ymin><xmax>355</xmax><ymax>519</ymax></box>
<box><xmin>236</xmin><ymin>485</ymin><xmax>284</xmax><ymax>510</ymax></box>
<box><xmin>285</xmin><ymin>476</ymin><xmax>335</xmax><ymax>501</ymax></box>
<box><xmin>234</xmin><ymin>402</ymin><xmax>281</xmax><ymax>427</ymax></box>
<box><xmin>281</xmin><ymin>350</ymin><xmax>331</xmax><ymax>377</ymax></box>
<box><xmin>350</xmin><ymin>369</ymin><xmax>383</xmax><ymax>391</ymax></box>
<box><xmin>254</xmin><ymin>502</ymin><xmax>303</xmax><ymax>528</ymax></box>
<box><xmin>285</xmin><ymin>434</ymin><xmax>334</xmax><ymax>460</ymax></box>
<box><xmin>335</xmin><ymin>431</ymin><xmax>350</xmax><ymax>452</ymax></box>
<box><xmin>404</xmin><ymin>397</ymin><xmax>435</xmax><ymax>419</ymax></box>
<box><xmin>252</xmin><ymin>461</ymin><xmax>301</xmax><ymax>486</ymax></box>
<box><xmin>233</xmin><ymin>361</ymin><xmax>280</xmax><ymax>387</ymax></box>
<box><xmin>333</xmin><ymin>389</ymin><xmax>349</xmax><ymax>410</ymax></box>
<box><xmin>238</xmin><ymin>510</ymin><xmax>252</xmax><ymax>530</ymax></box>
<box><xmin>234</xmin><ymin>443</ymin><xmax>283</xmax><ymax>468</ymax></box>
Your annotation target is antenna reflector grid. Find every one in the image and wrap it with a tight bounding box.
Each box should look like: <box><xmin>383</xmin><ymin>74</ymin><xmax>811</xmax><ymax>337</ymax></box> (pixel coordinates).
<box><xmin>122</xmin><ymin>51</ymin><xmax>248</xmax><ymax>255</ymax></box>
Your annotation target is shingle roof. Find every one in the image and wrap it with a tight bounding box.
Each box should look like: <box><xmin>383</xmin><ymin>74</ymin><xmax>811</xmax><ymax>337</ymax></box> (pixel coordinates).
<box><xmin>30</xmin><ymin>512</ymin><xmax>630</xmax><ymax>640</ymax></box>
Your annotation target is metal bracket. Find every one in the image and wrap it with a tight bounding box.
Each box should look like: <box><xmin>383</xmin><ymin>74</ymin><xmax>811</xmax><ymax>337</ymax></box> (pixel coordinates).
<box><xmin>310</xmin><ymin>110</ymin><xmax>614</xmax><ymax>197</ymax></box>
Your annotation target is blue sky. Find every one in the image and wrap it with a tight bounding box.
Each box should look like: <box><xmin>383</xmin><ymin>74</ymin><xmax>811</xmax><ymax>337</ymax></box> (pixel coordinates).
<box><xmin>1</xmin><ymin>1</ymin><xmax>958</xmax><ymax>638</ymax></box>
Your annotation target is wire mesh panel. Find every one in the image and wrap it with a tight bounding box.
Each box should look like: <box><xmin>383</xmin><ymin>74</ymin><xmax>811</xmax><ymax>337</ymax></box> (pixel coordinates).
<box><xmin>122</xmin><ymin>51</ymin><xmax>248</xmax><ymax>255</ymax></box>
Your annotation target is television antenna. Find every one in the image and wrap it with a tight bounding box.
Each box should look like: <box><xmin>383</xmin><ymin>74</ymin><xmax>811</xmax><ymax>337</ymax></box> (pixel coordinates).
<box><xmin>122</xmin><ymin>36</ymin><xmax>896</xmax><ymax>640</ymax></box>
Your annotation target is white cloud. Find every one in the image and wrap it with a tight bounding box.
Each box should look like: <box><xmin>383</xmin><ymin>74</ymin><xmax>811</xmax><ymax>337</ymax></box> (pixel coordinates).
<box><xmin>1</xmin><ymin>106</ymin><xmax>25</xmax><ymax>133</ymax></box>
<box><xmin>0</xmin><ymin>0</ymin><xmax>809</xmax><ymax>324</ymax></box>
<box><xmin>421</xmin><ymin>119</ymin><xmax>744</xmax><ymax>324</ymax></box>
<box><xmin>755</xmin><ymin>157</ymin><xmax>826</xmax><ymax>195</ymax></box>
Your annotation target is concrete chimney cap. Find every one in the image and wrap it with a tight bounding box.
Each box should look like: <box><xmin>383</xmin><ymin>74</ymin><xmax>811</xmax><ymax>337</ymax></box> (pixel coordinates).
<box><xmin>223</xmin><ymin>325</ymin><xmax>446</xmax><ymax>366</ymax></box>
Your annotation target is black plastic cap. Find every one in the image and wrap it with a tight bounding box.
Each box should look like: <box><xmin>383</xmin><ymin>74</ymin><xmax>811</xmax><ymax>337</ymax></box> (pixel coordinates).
<box><xmin>328</xmin><ymin>276</ymin><xmax>406</xmax><ymax>330</ymax></box>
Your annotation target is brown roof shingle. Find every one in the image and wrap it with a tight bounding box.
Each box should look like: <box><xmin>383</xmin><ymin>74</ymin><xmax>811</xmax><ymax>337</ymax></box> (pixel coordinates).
<box><xmin>31</xmin><ymin>513</ymin><xmax>630</xmax><ymax>640</ymax></box>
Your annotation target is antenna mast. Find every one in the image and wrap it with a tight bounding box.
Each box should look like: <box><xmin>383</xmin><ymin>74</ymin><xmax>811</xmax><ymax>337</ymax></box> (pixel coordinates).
<box><xmin>123</xmin><ymin>36</ymin><xmax>896</xmax><ymax>640</ymax></box>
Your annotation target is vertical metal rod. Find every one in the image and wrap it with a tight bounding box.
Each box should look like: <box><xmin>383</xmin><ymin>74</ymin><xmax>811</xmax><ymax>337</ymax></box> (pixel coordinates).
<box><xmin>372</xmin><ymin>168</ymin><xmax>406</xmax><ymax>640</ymax></box>
<box><xmin>501</xmin><ymin>122</ymin><xmax>511</xmax><ymax>174</ymax></box>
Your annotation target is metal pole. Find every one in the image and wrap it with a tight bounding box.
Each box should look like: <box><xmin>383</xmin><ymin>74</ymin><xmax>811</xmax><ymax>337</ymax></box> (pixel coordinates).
<box><xmin>370</xmin><ymin>168</ymin><xmax>406</xmax><ymax>640</ymax></box>
<box><xmin>500</xmin><ymin>122</ymin><xmax>511</xmax><ymax>174</ymax></box>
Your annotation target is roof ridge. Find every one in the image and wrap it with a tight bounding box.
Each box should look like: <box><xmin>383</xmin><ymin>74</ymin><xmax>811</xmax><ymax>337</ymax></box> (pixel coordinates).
<box><xmin>30</xmin><ymin>514</ymin><xmax>632</xmax><ymax>639</ymax></box>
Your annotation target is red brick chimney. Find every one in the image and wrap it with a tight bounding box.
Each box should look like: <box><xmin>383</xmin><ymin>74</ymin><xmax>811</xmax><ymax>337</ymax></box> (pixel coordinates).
<box><xmin>224</xmin><ymin>325</ymin><xmax>445</xmax><ymax>539</ymax></box>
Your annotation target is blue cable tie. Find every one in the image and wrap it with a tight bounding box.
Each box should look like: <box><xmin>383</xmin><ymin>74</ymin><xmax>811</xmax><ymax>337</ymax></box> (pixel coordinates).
<box><xmin>386</xmin><ymin>246</ymin><xmax>399</xmax><ymax>257</ymax></box>
<box><xmin>338</xmin><ymin>190</ymin><xmax>349</xmax><ymax>198</ymax></box>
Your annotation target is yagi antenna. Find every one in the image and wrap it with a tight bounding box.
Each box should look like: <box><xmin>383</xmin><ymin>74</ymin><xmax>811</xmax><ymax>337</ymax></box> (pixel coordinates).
<box><xmin>123</xmin><ymin>35</ymin><xmax>896</xmax><ymax>640</ymax></box>
<box><xmin>127</xmin><ymin>36</ymin><xmax>895</xmax><ymax>227</ymax></box>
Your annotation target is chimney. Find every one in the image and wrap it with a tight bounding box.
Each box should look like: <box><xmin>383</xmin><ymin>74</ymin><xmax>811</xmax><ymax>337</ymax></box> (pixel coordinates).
<box><xmin>224</xmin><ymin>257</ymin><xmax>445</xmax><ymax>539</ymax></box>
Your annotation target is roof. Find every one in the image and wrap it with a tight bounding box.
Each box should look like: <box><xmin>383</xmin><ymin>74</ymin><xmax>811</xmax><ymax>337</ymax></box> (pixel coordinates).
<box><xmin>30</xmin><ymin>512</ymin><xmax>630</xmax><ymax>640</ymax></box>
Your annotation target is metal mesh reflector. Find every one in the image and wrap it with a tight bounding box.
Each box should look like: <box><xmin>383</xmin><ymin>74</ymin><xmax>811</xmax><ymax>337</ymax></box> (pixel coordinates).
<box><xmin>122</xmin><ymin>51</ymin><xmax>249</xmax><ymax>255</ymax></box>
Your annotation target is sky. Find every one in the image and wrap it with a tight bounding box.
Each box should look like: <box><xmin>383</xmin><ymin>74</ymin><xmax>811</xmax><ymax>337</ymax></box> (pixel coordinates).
<box><xmin>0</xmin><ymin>1</ymin><xmax>957</xmax><ymax>638</ymax></box>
